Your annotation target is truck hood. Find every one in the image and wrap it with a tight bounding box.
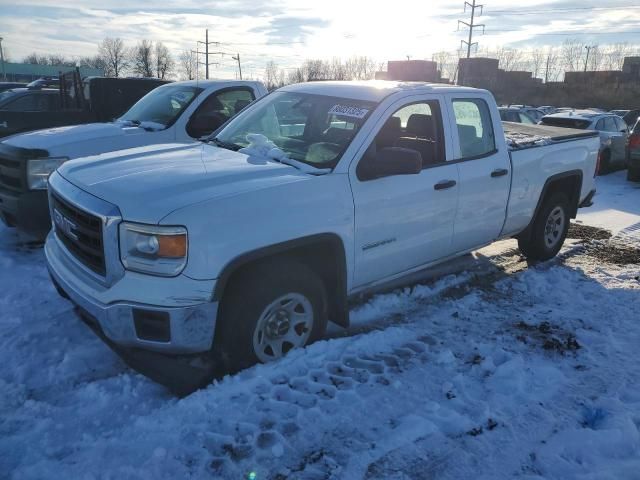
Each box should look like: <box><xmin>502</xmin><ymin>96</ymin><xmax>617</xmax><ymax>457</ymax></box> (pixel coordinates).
<box><xmin>56</xmin><ymin>143</ymin><xmax>311</xmax><ymax>223</ymax></box>
<box><xmin>2</xmin><ymin>122</ymin><xmax>153</xmax><ymax>152</ymax></box>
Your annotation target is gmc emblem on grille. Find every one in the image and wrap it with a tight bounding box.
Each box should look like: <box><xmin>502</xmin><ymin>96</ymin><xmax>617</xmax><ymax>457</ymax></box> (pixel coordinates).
<box><xmin>53</xmin><ymin>208</ymin><xmax>79</xmax><ymax>241</ymax></box>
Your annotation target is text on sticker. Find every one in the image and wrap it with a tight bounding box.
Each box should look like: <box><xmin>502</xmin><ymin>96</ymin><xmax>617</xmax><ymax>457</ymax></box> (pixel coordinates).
<box><xmin>328</xmin><ymin>105</ymin><xmax>369</xmax><ymax>119</ymax></box>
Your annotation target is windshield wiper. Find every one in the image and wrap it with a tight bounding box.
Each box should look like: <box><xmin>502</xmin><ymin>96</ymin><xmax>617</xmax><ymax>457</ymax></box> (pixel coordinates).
<box><xmin>208</xmin><ymin>137</ymin><xmax>241</xmax><ymax>151</ymax></box>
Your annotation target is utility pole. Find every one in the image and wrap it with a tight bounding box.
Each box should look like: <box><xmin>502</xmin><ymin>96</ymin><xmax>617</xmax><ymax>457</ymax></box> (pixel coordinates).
<box><xmin>458</xmin><ymin>1</ymin><xmax>485</xmax><ymax>59</ymax></box>
<box><xmin>232</xmin><ymin>53</ymin><xmax>242</xmax><ymax>80</ymax></box>
<box><xmin>196</xmin><ymin>29</ymin><xmax>224</xmax><ymax>79</ymax></box>
<box><xmin>0</xmin><ymin>37</ymin><xmax>6</xmax><ymax>81</ymax></box>
<box><xmin>584</xmin><ymin>45</ymin><xmax>596</xmax><ymax>72</ymax></box>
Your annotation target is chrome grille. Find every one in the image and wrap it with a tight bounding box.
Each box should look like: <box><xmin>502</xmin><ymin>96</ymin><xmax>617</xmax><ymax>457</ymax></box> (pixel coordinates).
<box><xmin>51</xmin><ymin>193</ymin><xmax>106</xmax><ymax>276</ymax></box>
<box><xmin>0</xmin><ymin>155</ymin><xmax>24</xmax><ymax>194</ymax></box>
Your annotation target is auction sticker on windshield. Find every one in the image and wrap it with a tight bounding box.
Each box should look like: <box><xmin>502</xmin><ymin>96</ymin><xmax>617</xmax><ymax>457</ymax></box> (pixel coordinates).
<box><xmin>329</xmin><ymin>105</ymin><xmax>369</xmax><ymax>119</ymax></box>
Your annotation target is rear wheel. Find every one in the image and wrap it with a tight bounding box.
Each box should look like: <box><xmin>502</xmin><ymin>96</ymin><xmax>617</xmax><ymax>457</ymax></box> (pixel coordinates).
<box><xmin>518</xmin><ymin>192</ymin><xmax>570</xmax><ymax>261</ymax></box>
<box><xmin>215</xmin><ymin>259</ymin><xmax>328</xmax><ymax>372</ymax></box>
<box><xmin>628</xmin><ymin>165</ymin><xmax>640</xmax><ymax>182</ymax></box>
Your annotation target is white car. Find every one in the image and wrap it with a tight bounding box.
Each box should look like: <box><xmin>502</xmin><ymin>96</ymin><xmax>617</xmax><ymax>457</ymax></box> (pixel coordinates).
<box><xmin>45</xmin><ymin>81</ymin><xmax>599</xmax><ymax>393</ymax></box>
<box><xmin>0</xmin><ymin>80</ymin><xmax>268</xmax><ymax>240</ymax></box>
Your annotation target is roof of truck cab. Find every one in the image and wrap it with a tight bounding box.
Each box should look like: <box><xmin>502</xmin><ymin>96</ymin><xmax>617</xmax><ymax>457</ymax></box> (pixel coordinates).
<box><xmin>168</xmin><ymin>79</ymin><xmax>261</xmax><ymax>89</ymax></box>
<box><xmin>279</xmin><ymin>81</ymin><xmax>483</xmax><ymax>102</ymax></box>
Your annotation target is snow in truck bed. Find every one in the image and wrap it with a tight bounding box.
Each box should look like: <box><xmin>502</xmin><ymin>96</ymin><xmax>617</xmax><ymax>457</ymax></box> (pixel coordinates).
<box><xmin>1</xmin><ymin>172</ymin><xmax>639</xmax><ymax>479</ymax></box>
<box><xmin>504</xmin><ymin>121</ymin><xmax>599</xmax><ymax>150</ymax></box>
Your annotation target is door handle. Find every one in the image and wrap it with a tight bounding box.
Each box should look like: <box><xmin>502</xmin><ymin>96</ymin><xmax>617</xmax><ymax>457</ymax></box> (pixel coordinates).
<box><xmin>491</xmin><ymin>168</ymin><xmax>509</xmax><ymax>178</ymax></box>
<box><xmin>434</xmin><ymin>180</ymin><xmax>457</xmax><ymax>190</ymax></box>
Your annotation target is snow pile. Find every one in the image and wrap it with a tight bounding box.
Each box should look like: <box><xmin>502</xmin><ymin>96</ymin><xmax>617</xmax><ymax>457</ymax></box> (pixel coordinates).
<box><xmin>505</xmin><ymin>130</ymin><xmax>553</xmax><ymax>149</ymax></box>
<box><xmin>239</xmin><ymin>133</ymin><xmax>331</xmax><ymax>175</ymax></box>
<box><xmin>1</xmin><ymin>178</ymin><xmax>639</xmax><ymax>478</ymax></box>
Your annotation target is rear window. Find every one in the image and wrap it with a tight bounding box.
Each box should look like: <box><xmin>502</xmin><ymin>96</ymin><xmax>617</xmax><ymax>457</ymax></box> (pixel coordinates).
<box><xmin>540</xmin><ymin>117</ymin><xmax>591</xmax><ymax>129</ymax></box>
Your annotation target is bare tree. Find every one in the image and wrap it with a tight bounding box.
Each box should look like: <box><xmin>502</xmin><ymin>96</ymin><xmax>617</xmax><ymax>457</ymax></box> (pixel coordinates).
<box><xmin>98</xmin><ymin>37</ymin><xmax>128</xmax><ymax>77</ymax></box>
<box><xmin>603</xmin><ymin>42</ymin><xmax>634</xmax><ymax>71</ymax></box>
<box><xmin>529</xmin><ymin>48</ymin><xmax>546</xmax><ymax>79</ymax></box>
<box><xmin>23</xmin><ymin>53</ymin><xmax>74</xmax><ymax>66</ymax></box>
<box><xmin>544</xmin><ymin>48</ymin><xmax>562</xmax><ymax>82</ymax></box>
<box><xmin>155</xmin><ymin>42</ymin><xmax>174</xmax><ymax>79</ymax></box>
<box><xmin>130</xmin><ymin>40</ymin><xmax>154</xmax><ymax>77</ymax></box>
<box><xmin>178</xmin><ymin>50</ymin><xmax>197</xmax><ymax>80</ymax></box>
<box><xmin>264</xmin><ymin>60</ymin><xmax>281</xmax><ymax>90</ymax></box>
<box><xmin>495</xmin><ymin>47</ymin><xmax>521</xmax><ymax>71</ymax></box>
<box><xmin>329</xmin><ymin>57</ymin><xmax>347</xmax><ymax>80</ymax></box>
<box><xmin>561</xmin><ymin>39</ymin><xmax>586</xmax><ymax>72</ymax></box>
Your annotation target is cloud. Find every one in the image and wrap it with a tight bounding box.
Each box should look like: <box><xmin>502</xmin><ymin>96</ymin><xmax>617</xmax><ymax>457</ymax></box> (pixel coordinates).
<box><xmin>249</xmin><ymin>15</ymin><xmax>330</xmax><ymax>43</ymax></box>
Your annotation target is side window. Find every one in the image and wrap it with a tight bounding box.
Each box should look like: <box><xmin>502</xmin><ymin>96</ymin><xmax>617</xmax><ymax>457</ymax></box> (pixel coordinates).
<box><xmin>452</xmin><ymin>98</ymin><xmax>496</xmax><ymax>158</ymax></box>
<box><xmin>614</xmin><ymin>117</ymin><xmax>627</xmax><ymax>132</ymax></box>
<box><xmin>604</xmin><ymin>117</ymin><xmax>617</xmax><ymax>132</ymax></box>
<box><xmin>519</xmin><ymin>113</ymin><xmax>535</xmax><ymax>124</ymax></box>
<box><xmin>4</xmin><ymin>94</ymin><xmax>41</xmax><ymax>112</ymax></box>
<box><xmin>186</xmin><ymin>88</ymin><xmax>255</xmax><ymax>138</ymax></box>
<box><xmin>375</xmin><ymin>101</ymin><xmax>444</xmax><ymax>168</ymax></box>
<box><xmin>595</xmin><ymin>119</ymin><xmax>605</xmax><ymax>131</ymax></box>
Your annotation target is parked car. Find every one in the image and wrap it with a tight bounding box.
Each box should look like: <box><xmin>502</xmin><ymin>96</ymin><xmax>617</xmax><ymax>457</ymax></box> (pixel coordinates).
<box><xmin>0</xmin><ymin>80</ymin><xmax>268</xmax><ymax>240</ymax></box>
<box><xmin>0</xmin><ymin>87</ymin><xmax>64</xmax><ymax>112</ymax></box>
<box><xmin>0</xmin><ymin>75</ymin><xmax>169</xmax><ymax>139</ymax></box>
<box><xmin>0</xmin><ymin>82</ymin><xmax>26</xmax><ymax>93</ymax></box>
<box><xmin>610</xmin><ymin>109</ymin><xmax>640</xmax><ymax>127</ymax></box>
<box><xmin>540</xmin><ymin>111</ymin><xmax>629</xmax><ymax>173</ymax></box>
<box><xmin>499</xmin><ymin>107</ymin><xmax>536</xmax><ymax>124</ymax></box>
<box><xmin>44</xmin><ymin>81</ymin><xmax>599</xmax><ymax>393</ymax></box>
<box><xmin>538</xmin><ymin>106</ymin><xmax>557</xmax><ymax>115</ymax></box>
<box><xmin>627</xmin><ymin>118</ymin><xmax>640</xmax><ymax>182</ymax></box>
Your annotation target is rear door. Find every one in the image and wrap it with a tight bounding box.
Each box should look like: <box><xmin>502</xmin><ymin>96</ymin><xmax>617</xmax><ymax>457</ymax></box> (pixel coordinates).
<box><xmin>350</xmin><ymin>95</ymin><xmax>459</xmax><ymax>287</ymax></box>
<box><xmin>605</xmin><ymin>116</ymin><xmax>627</xmax><ymax>163</ymax></box>
<box><xmin>446</xmin><ymin>95</ymin><xmax>512</xmax><ymax>252</ymax></box>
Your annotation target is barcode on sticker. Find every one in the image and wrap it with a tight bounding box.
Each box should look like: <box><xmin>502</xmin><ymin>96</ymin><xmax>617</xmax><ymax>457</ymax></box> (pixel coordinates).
<box><xmin>328</xmin><ymin>105</ymin><xmax>369</xmax><ymax>119</ymax></box>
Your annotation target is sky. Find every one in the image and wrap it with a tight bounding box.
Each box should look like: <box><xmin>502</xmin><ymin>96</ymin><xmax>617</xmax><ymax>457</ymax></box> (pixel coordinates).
<box><xmin>0</xmin><ymin>0</ymin><xmax>639</xmax><ymax>79</ymax></box>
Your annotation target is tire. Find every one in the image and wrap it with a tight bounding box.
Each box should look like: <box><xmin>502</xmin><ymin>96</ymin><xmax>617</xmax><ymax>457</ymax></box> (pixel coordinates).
<box><xmin>598</xmin><ymin>149</ymin><xmax>611</xmax><ymax>175</ymax></box>
<box><xmin>628</xmin><ymin>166</ymin><xmax>640</xmax><ymax>182</ymax></box>
<box><xmin>518</xmin><ymin>192</ymin><xmax>571</xmax><ymax>261</ymax></box>
<box><xmin>214</xmin><ymin>259</ymin><xmax>328</xmax><ymax>373</ymax></box>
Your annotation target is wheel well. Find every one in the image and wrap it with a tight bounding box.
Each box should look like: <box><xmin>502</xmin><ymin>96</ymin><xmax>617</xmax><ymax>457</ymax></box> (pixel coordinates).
<box><xmin>544</xmin><ymin>174</ymin><xmax>582</xmax><ymax>219</ymax></box>
<box><xmin>213</xmin><ymin>235</ymin><xmax>349</xmax><ymax>328</ymax></box>
<box><xmin>517</xmin><ymin>171</ymin><xmax>583</xmax><ymax>240</ymax></box>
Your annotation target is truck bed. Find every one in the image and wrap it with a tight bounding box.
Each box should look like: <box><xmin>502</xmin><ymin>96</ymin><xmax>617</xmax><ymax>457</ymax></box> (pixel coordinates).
<box><xmin>503</xmin><ymin>121</ymin><xmax>599</xmax><ymax>150</ymax></box>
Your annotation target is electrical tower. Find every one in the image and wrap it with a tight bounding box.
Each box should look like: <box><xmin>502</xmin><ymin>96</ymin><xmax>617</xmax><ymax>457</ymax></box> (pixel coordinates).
<box><xmin>195</xmin><ymin>29</ymin><xmax>225</xmax><ymax>79</ymax></box>
<box><xmin>458</xmin><ymin>1</ymin><xmax>485</xmax><ymax>59</ymax></box>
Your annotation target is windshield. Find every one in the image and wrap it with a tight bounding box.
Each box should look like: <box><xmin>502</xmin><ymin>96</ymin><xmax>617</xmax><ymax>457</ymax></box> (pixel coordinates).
<box><xmin>214</xmin><ymin>91</ymin><xmax>376</xmax><ymax>168</ymax></box>
<box><xmin>119</xmin><ymin>85</ymin><xmax>203</xmax><ymax>128</ymax></box>
<box><xmin>0</xmin><ymin>91</ymin><xmax>16</xmax><ymax>104</ymax></box>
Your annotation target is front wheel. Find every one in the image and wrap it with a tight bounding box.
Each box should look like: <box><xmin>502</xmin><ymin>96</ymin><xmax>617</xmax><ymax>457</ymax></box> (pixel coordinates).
<box><xmin>518</xmin><ymin>192</ymin><xmax>570</xmax><ymax>261</ymax></box>
<box><xmin>215</xmin><ymin>259</ymin><xmax>328</xmax><ymax>372</ymax></box>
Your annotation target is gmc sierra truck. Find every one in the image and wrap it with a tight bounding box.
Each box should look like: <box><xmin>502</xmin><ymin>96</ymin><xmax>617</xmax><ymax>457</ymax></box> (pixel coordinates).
<box><xmin>0</xmin><ymin>80</ymin><xmax>267</xmax><ymax>240</ymax></box>
<box><xmin>44</xmin><ymin>81</ymin><xmax>599</xmax><ymax>393</ymax></box>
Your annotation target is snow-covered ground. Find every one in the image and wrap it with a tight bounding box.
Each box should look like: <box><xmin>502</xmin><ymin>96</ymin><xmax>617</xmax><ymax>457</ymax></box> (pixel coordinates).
<box><xmin>1</xmin><ymin>174</ymin><xmax>639</xmax><ymax>480</ymax></box>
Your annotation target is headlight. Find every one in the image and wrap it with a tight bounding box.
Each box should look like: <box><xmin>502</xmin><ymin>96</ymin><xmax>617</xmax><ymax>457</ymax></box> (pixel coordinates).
<box><xmin>119</xmin><ymin>223</ymin><xmax>188</xmax><ymax>277</ymax></box>
<box><xmin>27</xmin><ymin>157</ymin><xmax>69</xmax><ymax>190</ymax></box>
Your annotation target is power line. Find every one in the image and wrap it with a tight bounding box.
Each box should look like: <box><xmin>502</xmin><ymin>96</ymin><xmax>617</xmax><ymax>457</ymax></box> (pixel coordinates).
<box><xmin>486</xmin><ymin>4</ymin><xmax>640</xmax><ymax>15</ymax></box>
<box><xmin>458</xmin><ymin>0</ymin><xmax>485</xmax><ymax>58</ymax></box>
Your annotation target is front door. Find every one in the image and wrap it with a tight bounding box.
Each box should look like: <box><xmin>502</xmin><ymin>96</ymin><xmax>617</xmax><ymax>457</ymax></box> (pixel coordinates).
<box><xmin>350</xmin><ymin>97</ymin><xmax>460</xmax><ymax>288</ymax></box>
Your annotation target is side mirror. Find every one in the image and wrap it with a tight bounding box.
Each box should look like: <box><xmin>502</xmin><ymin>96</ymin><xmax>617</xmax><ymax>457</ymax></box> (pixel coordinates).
<box><xmin>187</xmin><ymin>113</ymin><xmax>226</xmax><ymax>138</ymax></box>
<box><xmin>358</xmin><ymin>147</ymin><xmax>422</xmax><ymax>181</ymax></box>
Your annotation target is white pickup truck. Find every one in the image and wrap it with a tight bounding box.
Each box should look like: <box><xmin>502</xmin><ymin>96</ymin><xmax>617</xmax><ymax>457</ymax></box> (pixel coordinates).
<box><xmin>0</xmin><ymin>80</ymin><xmax>267</xmax><ymax>240</ymax></box>
<box><xmin>45</xmin><ymin>81</ymin><xmax>599</xmax><ymax>392</ymax></box>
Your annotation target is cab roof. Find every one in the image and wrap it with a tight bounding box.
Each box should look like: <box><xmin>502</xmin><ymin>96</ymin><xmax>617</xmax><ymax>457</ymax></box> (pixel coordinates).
<box><xmin>279</xmin><ymin>80</ymin><xmax>483</xmax><ymax>103</ymax></box>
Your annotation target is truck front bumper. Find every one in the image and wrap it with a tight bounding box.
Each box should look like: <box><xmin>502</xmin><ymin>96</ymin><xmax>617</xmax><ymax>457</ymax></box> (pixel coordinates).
<box><xmin>45</xmin><ymin>231</ymin><xmax>219</xmax><ymax>355</ymax></box>
<box><xmin>0</xmin><ymin>188</ymin><xmax>51</xmax><ymax>240</ymax></box>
